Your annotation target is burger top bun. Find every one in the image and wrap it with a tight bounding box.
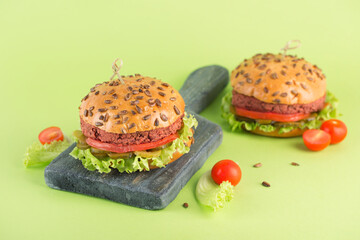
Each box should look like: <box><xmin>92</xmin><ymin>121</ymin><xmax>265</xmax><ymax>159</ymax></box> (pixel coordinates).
<box><xmin>79</xmin><ymin>75</ymin><xmax>185</xmax><ymax>134</ymax></box>
<box><xmin>231</xmin><ymin>53</ymin><xmax>326</xmax><ymax>105</ymax></box>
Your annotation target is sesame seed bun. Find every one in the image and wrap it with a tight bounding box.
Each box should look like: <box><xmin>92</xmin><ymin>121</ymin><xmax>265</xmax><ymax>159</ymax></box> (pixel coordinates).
<box><xmin>230</xmin><ymin>53</ymin><xmax>326</xmax><ymax>105</ymax></box>
<box><xmin>79</xmin><ymin>75</ymin><xmax>185</xmax><ymax>134</ymax></box>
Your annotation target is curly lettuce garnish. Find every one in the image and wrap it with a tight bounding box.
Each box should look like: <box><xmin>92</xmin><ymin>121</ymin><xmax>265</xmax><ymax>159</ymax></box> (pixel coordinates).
<box><xmin>24</xmin><ymin>139</ymin><xmax>72</xmax><ymax>167</ymax></box>
<box><xmin>221</xmin><ymin>91</ymin><xmax>339</xmax><ymax>134</ymax></box>
<box><xmin>195</xmin><ymin>171</ymin><xmax>234</xmax><ymax>211</ymax></box>
<box><xmin>70</xmin><ymin>113</ymin><xmax>198</xmax><ymax>173</ymax></box>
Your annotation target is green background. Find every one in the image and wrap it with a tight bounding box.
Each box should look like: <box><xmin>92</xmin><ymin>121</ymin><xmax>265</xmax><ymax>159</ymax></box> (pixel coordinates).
<box><xmin>1</xmin><ymin>0</ymin><xmax>360</xmax><ymax>239</ymax></box>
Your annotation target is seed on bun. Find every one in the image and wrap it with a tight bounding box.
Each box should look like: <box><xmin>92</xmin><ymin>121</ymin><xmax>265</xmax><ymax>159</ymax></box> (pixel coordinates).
<box><xmin>222</xmin><ymin>53</ymin><xmax>338</xmax><ymax>137</ymax></box>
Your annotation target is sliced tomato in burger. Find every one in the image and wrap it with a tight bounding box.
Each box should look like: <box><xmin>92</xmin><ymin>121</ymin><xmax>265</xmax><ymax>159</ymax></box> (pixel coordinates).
<box><xmin>86</xmin><ymin>133</ymin><xmax>179</xmax><ymax>153</ymax></box>
<box><xmin>234</xmin><ymin>107</ymin><xmax>311</xmax><ymax>122</ymax></box>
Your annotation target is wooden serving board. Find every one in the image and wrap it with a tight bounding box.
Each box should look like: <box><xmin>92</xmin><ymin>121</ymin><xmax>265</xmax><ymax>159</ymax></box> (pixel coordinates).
<box><xmin>44</xmin><ymin>65</ymin><xmax>229</xmax><ymax>210</ymax></box>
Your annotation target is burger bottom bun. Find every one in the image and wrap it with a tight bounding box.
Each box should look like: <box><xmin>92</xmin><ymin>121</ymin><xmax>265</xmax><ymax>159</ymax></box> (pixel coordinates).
<box><xmin>242</xmin><ymin>126</ymin><xmax>307</xmax><ymax>138</ymax></box>
<box><xmin>149</xmin><ymin>133</ymin><xmax>193</xmax><ymax>169</ymax></box>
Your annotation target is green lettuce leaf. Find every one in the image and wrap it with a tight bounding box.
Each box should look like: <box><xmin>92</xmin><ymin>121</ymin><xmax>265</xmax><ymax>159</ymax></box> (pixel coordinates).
<box><xmin>195</xmin><ymin>171</ymin><xmax>234</xmax><ymax>211</ymax></box>
<box><xmin>221</xmin><ymin>90</ymin><xmax>339</xmax><ymax>134</ymax></box>
<box><xmin>24</xmin><ymin>139</ymin><xmax>72</xmax><ymax>167</ymax></box>
<box><xmin>70</xmin><ymin>113</ymin><xmax>198</xmax><ymax>173</ymax></box>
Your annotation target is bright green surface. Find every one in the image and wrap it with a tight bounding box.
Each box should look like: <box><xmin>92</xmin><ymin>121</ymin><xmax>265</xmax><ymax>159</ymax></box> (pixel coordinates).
<box><xmin>1</xmin><ymin>0</ymin><xmax>360</xmax><ymax>239</ymax></box>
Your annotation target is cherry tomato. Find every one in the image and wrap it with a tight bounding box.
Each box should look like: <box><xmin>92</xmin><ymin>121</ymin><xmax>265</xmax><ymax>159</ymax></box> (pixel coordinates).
<box><xmin>86</xmin><ymin>133</ymin><xmax>179</xmax><ymax>153</ymax></box>
<box><xmin>235</xmin><ymin>107</ymin><xmax>311</xmax><ymax>122</ymax></box>
<box><xmin>38</xmin><ymin>127</ymin><xmax>64</xmax><ymax>145</ymax></box>
<box><xmin>320</xmin><ymin>119</ymin><xmax>347</xmax><ymax>144</ymax></box>
<box><xmin>211</xmin><ymin>160</ymin><xmax>242</xmax><ymax>186</ymax></box>
<box><xmin>302</xmin><ymin>129</ymin><xmax>331</xmax><ymax>151</ymax></box>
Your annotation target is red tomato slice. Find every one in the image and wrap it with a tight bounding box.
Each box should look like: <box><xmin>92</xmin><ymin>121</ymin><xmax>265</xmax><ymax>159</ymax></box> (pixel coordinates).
<box><xmin>302</xmin><ymin>129</ymin><xmax>331</xmax><ymax>151</ymax></box>
<box><xmin>38</xmin><ymin>127</ymin><xmax>64</xmax><ymax>145</ymax></box>
<box><xmin>86</xmin><ymin>133</ymin><xmax>179</xmax><ymax>153</ymax></box>
<box><xmin>320</xmin><ymin>119</ymin><xmax>347</xmax><ymax>144</ymax></box>
<box><xmin>211</xmin><ymin>160</ymin><xmax>242</xmax><ymax>186</ymax></box>
<box><xmin>235</xmin><ymin>107</ymin><xmax>311</xmax><ymax>122</ymax></box>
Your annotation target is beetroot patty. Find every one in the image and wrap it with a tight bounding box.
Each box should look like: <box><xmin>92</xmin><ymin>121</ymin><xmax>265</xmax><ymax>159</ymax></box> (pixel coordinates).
<box><xmin>80</xmin><ymin>115</ymin><xmax>184</xmax><ymax>146</ymax></box>
<box><xmin>232</xmin><ymin>90</ymin><xmax>326</xmax><ymax>114</ymax></box>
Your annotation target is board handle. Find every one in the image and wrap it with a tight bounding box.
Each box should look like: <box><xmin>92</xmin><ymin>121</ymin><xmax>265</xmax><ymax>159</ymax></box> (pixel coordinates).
<box><xmin>179</xmin><ymin>65</ymin><xmax>229</xmax><ymax>114</ymax></box>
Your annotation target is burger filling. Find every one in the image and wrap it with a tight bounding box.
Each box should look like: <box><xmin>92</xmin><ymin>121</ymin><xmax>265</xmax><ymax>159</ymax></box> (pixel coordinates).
<box><xmin>221</xmin><ymin>91</ymin><xmax>338</xmax><ymax>134</ymax></box>
<box><xmin>70</xmin><ymin>113</ymin><xmax>198</xmax><ymax>173</ymax></box>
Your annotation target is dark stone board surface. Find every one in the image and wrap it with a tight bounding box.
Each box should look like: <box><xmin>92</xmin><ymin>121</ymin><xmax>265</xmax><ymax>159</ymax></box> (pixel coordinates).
<box><xmin>44</xmin><ymin>65</ymin><xmax>229</xmax><ymax>210</ymax></box>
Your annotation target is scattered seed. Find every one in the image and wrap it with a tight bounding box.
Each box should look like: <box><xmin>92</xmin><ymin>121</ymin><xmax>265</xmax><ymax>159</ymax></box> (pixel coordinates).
<box><xmin>301</xmin><ymin>83</ymin><xmax>308</xmax><ymax>90</ymax></box>
<box><xmin>102</xmin><ymin>91</ymin><xmax>107</xmax><ymax>95</ymax></box>
<box><xmin>89</xmin><ymin>111</ymin><xmax>93</xmax><ymax>117</ymax></box>
<box><xmin>157</xmin><ymin>86</ymin><xmax>164</xmax><ymax>91</ymax></box>
<box><xmin>128</xmin><ymin>123</ymin><xmax>135</xmax><ymax>129</ymax></box>
<box><xmin>90</xmin><ymin>87</ymin><xmax>96</xmax><ymax>92</ymax></box>
<box><xmin>89</xmin><ymin>106</ymin><xmax>94</xmax><ymax>111</ymax></box>
<box><xmin>108</xmin><ymin>89</ymin><xmax>115</xmax><ymax>94</ymax></box>
<box><xmin>292</xmin><ymin>63</ymin><xmax>297</xmax><ymax>68</ymax></box>
<box><xmin>113</xmin><ymin>114</ymin><xmax>120</xmax><ymax>119</ymax></box>
<box><xmin>262</xmin><ymin>181</ymin><xmax>270</xmax><ymax>187</ymax></box>
<box><xmin>291</xmin><ymin>162</ymin><xmax>300</xmax><ymax>166</ymax></box>
<box><xmin>280</xmin><ymin>70</ymin><xmax>286</xmax><ymax>76</ymax></box>
<box><xmin>132</xmin><ymin>90</ymin><xmax>139</xmax><ymax>95</ymax></box>
<box><xmin>238</xmin><ymin>81</ymin><xmax>245</xmax><ymax>86</ymax></box>
<box><xmin>307</xmin><ymin>77</ymin><xmax>313</xmax><ymax>81</ymax></box>
<box><xmin>109</xmin><ymin>106</ymin><xmax>118</xmax><ymax>110</ymax></box>
<box><xmin>263</xmin><ymin>87</ymin><xmax>269</xmax><ymax>93</ymax></box>
<box><xmin>253</xmin><ymin>163</ymin><xmax>262</xmax><ymax>168</ymax></box>
<box><xmin>255</xmin><ymin>78</ymin><xmax>262</xmax><ymax>85</ymax></box>
<box><xmin>239</xmin><ymin>70</ymin><xmax>244</xmax><ymax>75</ymax></box>
<box><xmin>136</xmin><ymin>96</ymin><xmax>144</xmax><ymax>100</ymax></box>
<box><xmin>95</xmin><ymin>91</ymin><xmax>99</xmax><ymax>95</ymax></box>
<box><xmin>280</xmin><ymin>92</ymin><xmax>288</xmax><ymax>97</ymax></box>
<box><xmin>169</xmin><ymin>97</ymin><xmax>176</xmax><ymax>101</ymax></box>
<box><xmin>183</xmin><ymin>203</ymin><xmax>189</xmax><ymax>208</ymax></box>
<box><xmin>150</xmin><ymin>81</ymin><xmax>155</xmax><ymax>86</ymax></box>
<box><xmin>266</xmin><ymin>69</ymin><xmax>271</xmax><ymax>74</ymax></box>
<box><xmin>243</xmin><ymin>73</ymin><xmax>249</xmax><ymax>78</ymax></box>
<box><xmin>162</xmin><ymin>83</ymin><xmax>169</xmax><ymax>87</ymax></box>
<box><xmin>158</xmin><ymin>92</ymin><xmax>166</xmax><ymax>97</ymax></box>
<box><xmin>98</xmin><ymin>108</ymin><xmax>107</xmax><ymax>112</ymax></box>
<box><xmin>246</xmin><ymin>78</ymin><xmax>253</xmax><ymax>83</ymax></box>
<box><xmin>104</xmin><ymin>100</ymin><xmax>112</xmax><ymax>104</ymax></box>
<box><xmin>112</xmin><ymin>94</ymin><xmax>118</xmax><ymax>99</ymax></box>
<box><xmin>95</xmin><ymin>122</ymin><xmax>103</xmax><ymax>126</ymax></box>
<box><xmin>99</xmin><ymin>115</ymin><xmax>104</xmax><ymax>120</ymax></box>
<box><xmin>115</xmin><ymin>120</ymin><xmax>121</xmax><ymax>124</ymax></box>
<box><xmin>119</xmin><ymin>110</ymin><xmax>128</xmax><ymax>115</ymax></box>
<box><xmin>235</xmin><ymin>72</ymin><xmax>240</xmax><ymax>78</ymax></box>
